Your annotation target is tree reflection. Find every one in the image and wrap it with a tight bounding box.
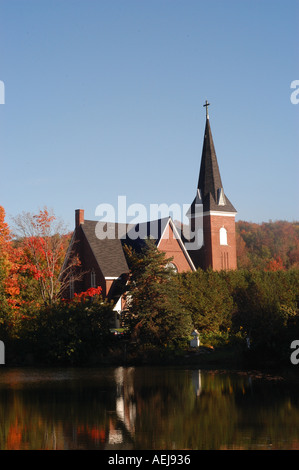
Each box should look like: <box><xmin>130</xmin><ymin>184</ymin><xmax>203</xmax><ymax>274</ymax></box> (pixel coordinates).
<box><xmin>0</xmin><ymin>367</ymin><xmax>298</xmax><ymax>450</ymax></box>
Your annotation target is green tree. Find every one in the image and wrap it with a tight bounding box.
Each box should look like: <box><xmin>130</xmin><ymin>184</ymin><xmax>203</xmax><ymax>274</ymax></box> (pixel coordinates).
<box><xmin>230</xmin><ymin>269</ymin><xmax>299</xmax><ymax>359</ymax></box>
<box><xmin>18</xmin><ymin>293</ymin><xmax>114</xmax><ymax>365</ymax></box>
<box><xmin>123</xmin><ymin>239</ymin><xmax>193</xmax><ymax>346</ymax></box>
<box><xmin>175</xmin><ymin>269</ymin><xmax>234</xmax><ymax>333</ymax></box>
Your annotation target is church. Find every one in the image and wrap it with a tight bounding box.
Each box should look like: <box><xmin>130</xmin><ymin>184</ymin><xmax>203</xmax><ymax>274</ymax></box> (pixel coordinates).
<box><xmin>62</xmin><ymin>102</ymin><xmax>237</xmax><ymax>313</ymax></box>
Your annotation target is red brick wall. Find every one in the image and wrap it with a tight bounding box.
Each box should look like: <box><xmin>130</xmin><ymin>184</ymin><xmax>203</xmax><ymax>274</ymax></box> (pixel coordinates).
<box><xmin>158</xmin><ymin>222</ymin><xmax>194</xmax><ymax>273</ymax></box>
<box><xmin>75</xmin><ymin>209</ymin><xmax>84</xmax><ymax>228</ymax></box>
<box><xmin>204</xmin><ymin>214</ymin><xmax>237</xmax><ymax>270</ymax></box>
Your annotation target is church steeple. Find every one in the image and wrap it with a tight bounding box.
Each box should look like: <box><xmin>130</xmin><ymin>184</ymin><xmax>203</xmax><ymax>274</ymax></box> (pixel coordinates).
<box><xmin>187</xmin><ymin>101</ymin><xmax>237</xmax><ymax>271</ymax></box>
<box><xmin>191</xmin><ymin>101</ymin><xmax>236</xmax><ymax>215</ymax></box>
<box><xmin>198</xmin><ymin>114</ymin><xmax>223</xmax><ymax>205</ymax></box>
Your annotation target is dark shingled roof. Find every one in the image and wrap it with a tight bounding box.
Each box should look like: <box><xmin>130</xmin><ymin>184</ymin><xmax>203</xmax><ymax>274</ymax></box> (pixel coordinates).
<box><xmin>124</xmin><ymin>217</ymin><xmax>170</xmax><ymax>252</ymax></box>
<box><xmin>81</xmin><ymin>220</ymin><xmax>130</xmax><ymax>278</ymax></box>
<box><xmin>80</xmin><ymin>218</ymin><xmax>171</xmax><ymax>278</ymax></box>
<box><xmin>189</xmin><ymin>117</ymin><xmax>237</xmax><ymax>215</ymax></box>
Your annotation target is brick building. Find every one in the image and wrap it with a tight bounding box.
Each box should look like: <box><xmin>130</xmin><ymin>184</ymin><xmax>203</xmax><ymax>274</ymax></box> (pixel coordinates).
<box><xmin>187</xmin><ymin>101</ymin><xmax>237</xmax><ymax>270</ymax></box>
<box><xmin>62</xmin><ymin>102</ymin><xmax>237</xmax><ymax>314</ymax></box>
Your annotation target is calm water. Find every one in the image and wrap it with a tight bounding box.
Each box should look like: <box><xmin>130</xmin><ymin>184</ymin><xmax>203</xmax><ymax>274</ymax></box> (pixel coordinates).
<box><xmin>0</xmin><ymin>366</ymin><xmax>298</xmax><ymax>450</ymax></box>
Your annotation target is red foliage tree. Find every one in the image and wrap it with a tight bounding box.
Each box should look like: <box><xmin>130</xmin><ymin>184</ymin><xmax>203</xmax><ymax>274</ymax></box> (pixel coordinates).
<box><xmin>0</xmin><ymin>206</ymin><xmax>22</xmax><ymax>310</ymax></box>
<box><xmin>12</xmin><ymin>208</ymin><xmax>79</xmax><ymax>306</ymax></box>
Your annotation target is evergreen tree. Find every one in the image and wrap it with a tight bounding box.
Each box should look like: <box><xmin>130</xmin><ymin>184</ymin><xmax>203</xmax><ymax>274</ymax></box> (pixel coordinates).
<box><xmin>174</xmin><ymin>269</ymin><xmax>234</xmax><ymax>333</ymax></box>
<box><xmin>123</xmin><ymin>239</ymin><xmax>193</xmax><ymax>346</ymax></box>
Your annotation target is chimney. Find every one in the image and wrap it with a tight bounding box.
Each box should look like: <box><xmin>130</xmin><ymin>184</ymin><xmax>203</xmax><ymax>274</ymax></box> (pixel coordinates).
<box><xmin>75</xmin><ymin>209</ymin><xmax>84</xmax><ymax>227</ymax></box>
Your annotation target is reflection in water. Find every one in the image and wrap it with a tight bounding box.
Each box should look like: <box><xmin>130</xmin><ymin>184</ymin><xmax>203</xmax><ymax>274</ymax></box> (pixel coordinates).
<box><xmin>110</xmin><ymin>367</ymin><xmax>136</xmax><ymax>446</ymax></box>
<box><xmin>0</xmin><ymin>366</ymin><xmax>298</xmax><ymax>450</ymax></box>
<box><xmin>192</xmin><ymin>370</ymin><xmax>202</xmax><ymax>396</ymax></box>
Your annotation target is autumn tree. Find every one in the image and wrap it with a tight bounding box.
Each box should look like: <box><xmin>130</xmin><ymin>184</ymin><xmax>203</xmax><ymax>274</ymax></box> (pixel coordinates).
<box><xmin>236</xmin><ymin>220</ymin><xmax>299</xmax><ymax>270</ymax></box>
<box><xmin>0</xmin><ymin>206</ymin><xmax>25</xmax><ymax>314</ymax></box>
<box><xmin>0</xmin><ymin>206</ymin><xmax>12</xmax><ymax>314</ymax></box>
<box><xmin>0</xmin><ymin>206</ymin><xmax>24</xmax><ymax>343</ymax></box>
<box><xmin>12</xmin><ymin>208</ymin><xmax>78</xmax><ymax>307</ymax></box>
<box><xmin>19</xmin><ymin>286</ymin><xmax>114</xmax><ymax>365</ymax></box>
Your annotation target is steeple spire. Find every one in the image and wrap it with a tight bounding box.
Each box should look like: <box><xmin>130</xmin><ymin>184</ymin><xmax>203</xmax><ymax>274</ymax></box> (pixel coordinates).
<box><xmin>186</xmin><ymin>102</ymin><xmax>238</xmax><ymax>272</ymax></box>
<box><xmin>188</xmin><ymin>102</ymin><xmax>236</xmax><ymax>215</ymax></box>
<box><xmin>197</xmin><ymin>112</ymin><xmax>223</xmax><ymax>202</ymax></box>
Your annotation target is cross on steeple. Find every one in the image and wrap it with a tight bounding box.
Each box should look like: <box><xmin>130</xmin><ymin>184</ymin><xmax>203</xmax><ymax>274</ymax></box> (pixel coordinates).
<box><xmin>203</xmin><ymin>100</ymin><xmax>210</xmax><ymax>119</ymax></box>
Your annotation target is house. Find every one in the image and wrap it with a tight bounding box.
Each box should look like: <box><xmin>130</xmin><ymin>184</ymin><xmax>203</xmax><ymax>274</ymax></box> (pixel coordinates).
<box><xmin>61</xmin><ymin>102</ymin><xmax>237</xmax><ymax>321</ymax></box>
<box><xmin>62</xmin><ymin>213</ymin><xmax>197</xmax><ymax>322</ymax></box>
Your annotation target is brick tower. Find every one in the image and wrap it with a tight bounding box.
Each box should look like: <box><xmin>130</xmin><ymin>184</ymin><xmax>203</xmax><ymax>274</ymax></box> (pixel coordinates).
<box><xmin>188</xmin><ymin>101</ymin><xmax>237</xmax><ymax>270</ymax></box>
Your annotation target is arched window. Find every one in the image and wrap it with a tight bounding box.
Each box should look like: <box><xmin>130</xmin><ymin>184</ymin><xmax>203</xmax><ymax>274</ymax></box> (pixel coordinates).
<box><xmin>220</xmin><ymin>227</ymin><xmax>228</xmax><ymax>245</ymax></box>
<box><xmin>166</xmin><ymin>262</ymin><xmax>178</xmax><ymax>273</ymax></box>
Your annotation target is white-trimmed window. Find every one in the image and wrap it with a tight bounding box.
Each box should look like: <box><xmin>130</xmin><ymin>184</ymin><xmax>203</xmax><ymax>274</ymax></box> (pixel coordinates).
<box><xmin>220</xmin><ymin>227</ymin><xmax>228</xmax><ymax>245</ymax></box>
<box><xmin>217</xmin><ymin>188</ymin><xmax>226</xmax><ymax>206</ymax></box>
<box><xmin>166</xmin><ymin>262</ymin><xmax>178</xmax><ymax>273</ymax></box>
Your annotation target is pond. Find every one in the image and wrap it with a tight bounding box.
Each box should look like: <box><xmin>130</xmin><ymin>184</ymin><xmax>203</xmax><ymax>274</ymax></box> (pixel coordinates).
<box><xmin>0</xmin><ymin>366</ymin><xmax>298</xmax><ymax>450</ymax></box>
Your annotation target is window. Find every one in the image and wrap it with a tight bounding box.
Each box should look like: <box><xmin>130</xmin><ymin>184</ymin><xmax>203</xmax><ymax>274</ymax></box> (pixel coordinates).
<box><xmin>217</xmin><ymin>188</ymin><xmax>226</xmax><ymax>206</ymax></box>
<box><xmin>221</xmin><ymin>252</ymin><xmax>229</xmax><ymax>270</ymax></box>
<box><xmin>91</xmin><ymin>270</ymin><xmax>96</xmax><ymax>288</ymax></box>
<box><xmin>69</xmin><ymin>276</ymin><xmax>74</xmax><ymax>299</ymax></box>
<box><xmin>166</xmin><ymin>262</ymin><xmax>178</xmax><ymax>273</ymax></box>
<box><xmin>220</xmin><ymin>227</ymin><xmax>228</xmax><ymax>245</ymax></box>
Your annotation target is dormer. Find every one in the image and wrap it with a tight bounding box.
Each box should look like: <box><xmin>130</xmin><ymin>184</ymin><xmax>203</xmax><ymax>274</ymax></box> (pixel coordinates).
<box><xmin>217</xmin><ymin>188</ymin><xmax>226</xmax><ymax>206</ymax></box>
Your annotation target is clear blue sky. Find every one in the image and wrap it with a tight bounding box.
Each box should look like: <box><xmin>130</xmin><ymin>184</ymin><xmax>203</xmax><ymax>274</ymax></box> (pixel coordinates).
<box><xmin>0</xmin><ymin>0</ymin><xmax>298</xmax><ymax>231</ymax></box>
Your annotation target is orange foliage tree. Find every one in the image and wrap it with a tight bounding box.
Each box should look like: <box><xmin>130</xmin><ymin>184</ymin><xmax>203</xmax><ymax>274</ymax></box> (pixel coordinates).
<box><xmin>0</xmin><ymin>206</ymin><xmax>12</xmax><ymax>311</ymax></box>
<box><xmin>12</xmin><ymin>208</ymin><xmax>78</xmax><ymax>307</ymax></box>
<box><xmin>0</xmin><ymin>206</ymin><xmax>24</xmax><ymax>312</ymax></box>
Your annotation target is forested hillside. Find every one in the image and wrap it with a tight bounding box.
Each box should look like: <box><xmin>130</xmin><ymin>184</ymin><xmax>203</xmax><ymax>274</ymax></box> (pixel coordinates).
<box><xmin>236</xmin><ymin>220</ymin><xmax>299</xmax><ymax>270</ymax></box>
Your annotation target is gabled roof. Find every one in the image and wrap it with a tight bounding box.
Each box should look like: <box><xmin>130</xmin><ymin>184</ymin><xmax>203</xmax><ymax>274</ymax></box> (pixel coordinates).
<box><xmin>125</xmin><ymin>217</ymin><xmax>196</xmax><ymax>271</ymax></box>
<box><xmin>124</xmin><ymin>217</ymin><xmax>170</xmax><ymax>252</ymax></box>
<box><xmin>81</xmin><ymin>220</ymin><xmax>130</xmax><ymax>278</ymax></box>
<box><xmin>189</xmin><ymin>116</ymin><xmax>237</xmax><ymax>215</ymax></box>
<box><xmin>73</xmin><ymin>217</ymin><xmax>196</xmax><ymax>278</ymax></box>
